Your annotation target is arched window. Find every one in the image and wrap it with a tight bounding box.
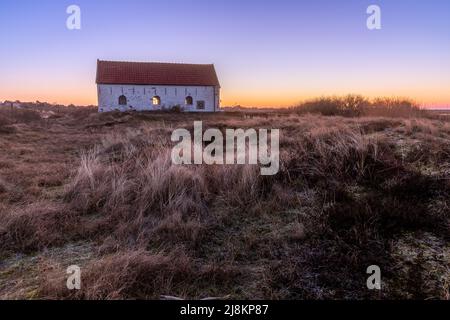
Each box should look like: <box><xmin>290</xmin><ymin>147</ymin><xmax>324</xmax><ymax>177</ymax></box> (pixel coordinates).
<box><xmin>185</xmin><ymin>96</ymin><xmax>193</xmax><ymax>105</ymax></box>
<box><xmin>152</xmin><ymin>96</ymin><xmax>161</xmax><ymax>105</ymax></box>
<box><xmin>118</xmin><ymin>95</ymin><xmax>127</xmax><ymax>105</ymax></box>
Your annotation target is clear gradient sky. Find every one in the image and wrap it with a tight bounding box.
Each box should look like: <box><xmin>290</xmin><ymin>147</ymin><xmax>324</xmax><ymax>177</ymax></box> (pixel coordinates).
<box><xmin>1</xmin><ymin>0</ymin><xmax>449</xmax><ymax>108</ymax></box>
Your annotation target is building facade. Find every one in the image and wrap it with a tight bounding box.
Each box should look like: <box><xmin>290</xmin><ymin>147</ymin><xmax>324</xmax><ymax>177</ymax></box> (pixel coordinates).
<box><xmin>96</xmin><ymin>60</ymin><xmax>220</xmax><ymax>113</ymax></box>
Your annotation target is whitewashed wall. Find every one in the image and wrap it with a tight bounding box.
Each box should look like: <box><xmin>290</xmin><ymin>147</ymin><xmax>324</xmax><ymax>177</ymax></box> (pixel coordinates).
<box><xmin>97</xmin><ymin>84</ymin><xmax>220</xmax><ymax>112</ymax></box>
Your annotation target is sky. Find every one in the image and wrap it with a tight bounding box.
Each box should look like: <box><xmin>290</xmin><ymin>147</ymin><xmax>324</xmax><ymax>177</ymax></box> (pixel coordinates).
<box><xmin>0</xmin><ymin>0</ymin><xmax>449</xmax><ymax>108</ymax></box>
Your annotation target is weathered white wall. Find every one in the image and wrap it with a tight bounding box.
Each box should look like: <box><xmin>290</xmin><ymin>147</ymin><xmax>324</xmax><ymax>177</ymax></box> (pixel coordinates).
<box><xmin>97</xmin><ymin>84</ymin><xmax>220</xmax><ymax>112</ymax></box>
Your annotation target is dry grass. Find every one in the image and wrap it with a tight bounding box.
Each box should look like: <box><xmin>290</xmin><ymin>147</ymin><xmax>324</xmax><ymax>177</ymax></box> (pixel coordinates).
<box><xmin>0</xmin><ymin>107</ymin><xmax>449</xmax><ymax>300</ymax></box>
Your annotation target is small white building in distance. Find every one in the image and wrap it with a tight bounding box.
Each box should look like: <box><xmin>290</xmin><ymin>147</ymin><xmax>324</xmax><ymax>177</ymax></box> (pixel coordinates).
<box><xmin>96</xmin><ymin>60</ymin><xmax>221</xmax><ymax>112</ymax></box>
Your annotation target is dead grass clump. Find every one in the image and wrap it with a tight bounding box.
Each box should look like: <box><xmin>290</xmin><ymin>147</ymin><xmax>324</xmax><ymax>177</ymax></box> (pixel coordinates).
<box><xmin>63</xmin><ymin>137</ymin><xmax>211</xmax><ymax>250</ymax></box>
<box><xmin>0</xmin><ymin>113</ymin><xmax>10</xmax><ymax>126</ymax></box>
<box><xmin>400</xmin><ymin>134</ymin><xmax>450</xmax><ymax>169</ymax></box>
<box><xmin>205</xmin><ymin>164</ymin><xmax>261</xmax><ymax>207</ymax></box>
<box><xmin>357</xmin><ymin>118</ymin><xmax>403</xmax><ymax>134</ymax></box>
<box><xmin>0</xmin><ymin>113</ymin><xmax>17</xmax><ymax>133</ymax></box>
<box><xmin>280</xmin><ymin>126</ymin><xmax>401</xmax><ymax>187</ymax></box>
<box><xmin>0</xmin><ymin>108</ymin><xmax>41</xmax><ymax>124</ymax></box>
<box><xmin>0</xmin><ymin>179</ymin><xmax>24</xmax><ymax>204</ymax></box>
<box><xmin>0</xmin><ymin>177</ymin><xmax>12</xmax><ymax>194</ymax></box>
<box><xmin>66</xmin><ymin>107</ymin><xmax>98</xmax><ymax>122</ymax></box>
<box><xmin>0</xmin><ymin>202</ymin><xmax>79</xmax><ymax>253</ymax></box>
<box><xmin>0</xmin><ymin>125</ymin><xmax>18</xmax><ymax>134</ymax></box>
<box><xmin>40</xmin><ymin>248</ymin><xmax>239</xmax><ymax>299</ymax></box>
<box><xmin>402</xmin><ymin>119</ymin><xmax>440</xmax><ymax>136</ymax></box>
<box><xmin>134</xmin><ymin>155</ymin><xmax>208</xmax><ymax>215</ymax></box>
<box><xmin>63</xmin><ymin>148</ymin><xmax>107</xmax><ymax>214</ymax></box>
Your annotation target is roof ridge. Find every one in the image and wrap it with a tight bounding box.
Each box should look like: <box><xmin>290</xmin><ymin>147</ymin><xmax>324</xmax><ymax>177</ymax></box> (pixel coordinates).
<box><xmin>97</xmin><ymin>60</ymin><xmax>214</xmax><ymax>66</ymax></box>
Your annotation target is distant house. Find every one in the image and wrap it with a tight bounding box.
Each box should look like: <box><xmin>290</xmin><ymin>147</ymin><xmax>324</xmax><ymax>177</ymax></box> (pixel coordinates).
<box><xmin>0</xmin><ymin>101</ymin><xmax>21</xmax><ymax>108</ymax></box>
<box><xmin>96</xmin><ymin>60</ymin><xmax>221</xmax><ymax>113</ymax></box>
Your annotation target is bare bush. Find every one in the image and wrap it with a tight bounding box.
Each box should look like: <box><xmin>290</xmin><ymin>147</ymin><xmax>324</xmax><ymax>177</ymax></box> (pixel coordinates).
<box><xmin>294</xmin><ymin>95</ymin><xmax>425</xmax><ymax>118</ymax></box>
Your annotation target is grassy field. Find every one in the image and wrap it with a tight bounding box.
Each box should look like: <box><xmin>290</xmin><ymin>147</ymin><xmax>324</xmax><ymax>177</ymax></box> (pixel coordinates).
<box><xmin>0</xmin><ymin>106</ymin><xmax>449</xmax><ymax>299</ymax></box>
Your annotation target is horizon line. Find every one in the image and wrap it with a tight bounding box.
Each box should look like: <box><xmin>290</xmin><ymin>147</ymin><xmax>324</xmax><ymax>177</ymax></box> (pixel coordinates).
<box><xmin>2</xmin><ymin>99</ymin><xmax>450</xmax><ymax>111</ymax></box>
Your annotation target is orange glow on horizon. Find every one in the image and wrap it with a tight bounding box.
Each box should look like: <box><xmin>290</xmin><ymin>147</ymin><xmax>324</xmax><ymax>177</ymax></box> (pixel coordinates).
<box><xmin>2</xmin><ymin>83</ymin><xmax>450</xmax><ymax>108</ymax></box>
<box><xmin>2</xmin><ymin>89</ymin><xmax>450</xmax><ymax>109</ymax></box>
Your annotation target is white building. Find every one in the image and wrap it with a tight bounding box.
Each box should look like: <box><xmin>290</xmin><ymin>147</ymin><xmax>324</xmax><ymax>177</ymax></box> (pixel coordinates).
<box><xmin>96</xmin><ymin>60</ymin><xmax>221</xmax><ymax>113</ymax></box>
<box><xmin>0</xmin><ymin>101</ymin><xmax>21</xmax><ymax>108</ymax></box>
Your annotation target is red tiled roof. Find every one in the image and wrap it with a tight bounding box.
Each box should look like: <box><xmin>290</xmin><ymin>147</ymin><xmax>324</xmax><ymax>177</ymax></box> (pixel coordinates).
<box><xmin>96</xmin><ymin>60</ymin><xmax>220</xmax><ymax>86</ymax></box>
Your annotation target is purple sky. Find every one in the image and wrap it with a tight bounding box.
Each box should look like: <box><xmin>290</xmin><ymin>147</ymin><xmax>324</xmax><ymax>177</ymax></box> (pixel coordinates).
<box><xmin>1</xmin><ymin>0</ymin><xmax>449</xmax><ymax>107</ymax></box>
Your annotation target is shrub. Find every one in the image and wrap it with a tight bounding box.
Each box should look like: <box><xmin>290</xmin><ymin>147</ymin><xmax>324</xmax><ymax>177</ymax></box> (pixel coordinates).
<box><xmin>294</xmin><ymin>95</ymin><xmax>423</xmax><ymax>118</ymax></box>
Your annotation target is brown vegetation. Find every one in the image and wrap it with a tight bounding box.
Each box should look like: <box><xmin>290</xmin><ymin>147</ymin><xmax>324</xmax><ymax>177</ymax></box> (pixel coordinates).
<box><xmin>0</xmin><ymin>104</ymin><xmax>449</xmax><ymax>299</ymax></box>
<box><xmin>294</xmin><ymin>95</ymin><xmax>426</xmax><ymax>118</ymax></box>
